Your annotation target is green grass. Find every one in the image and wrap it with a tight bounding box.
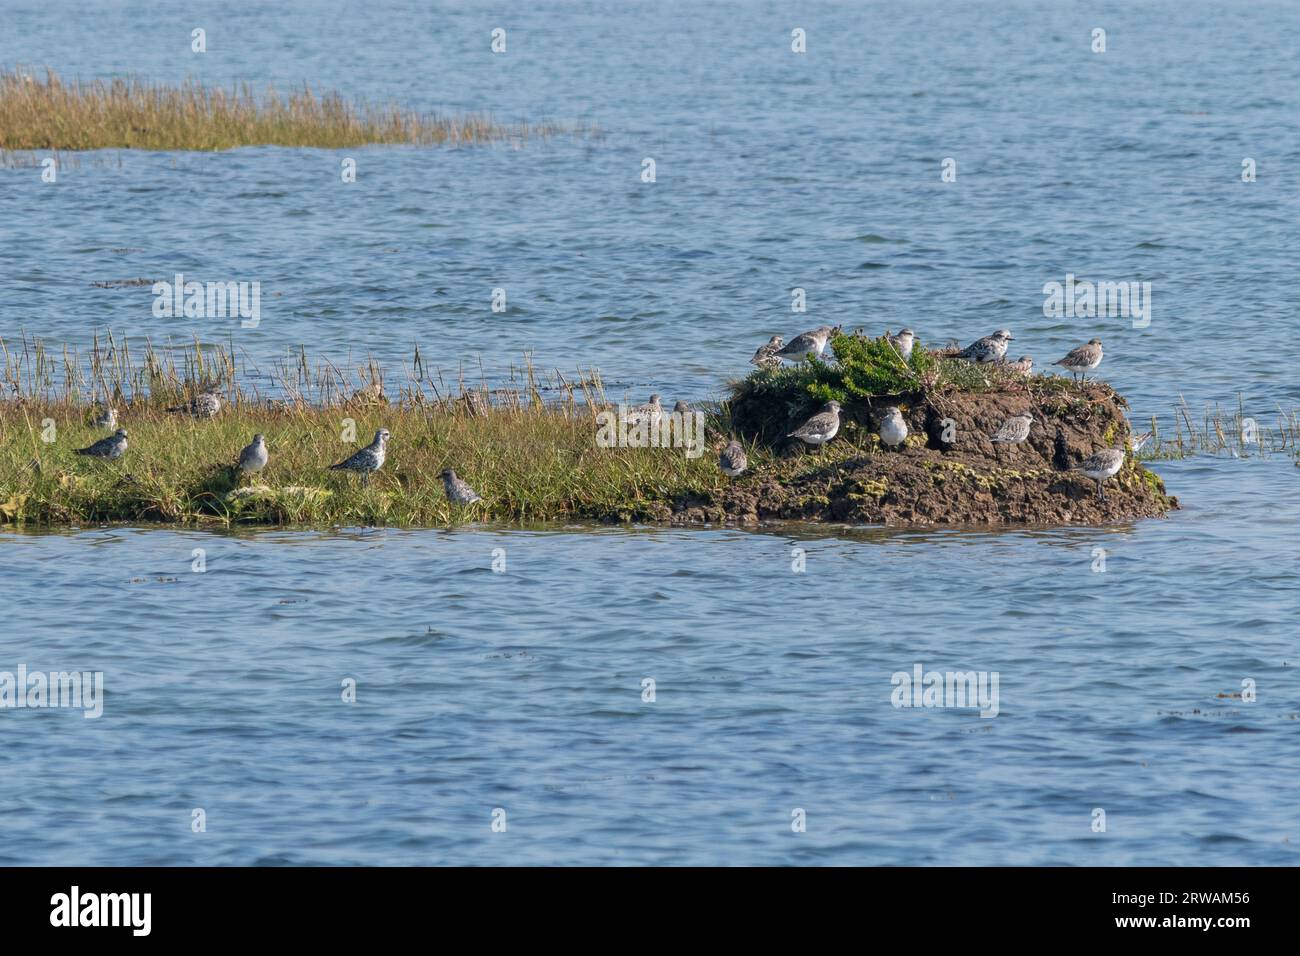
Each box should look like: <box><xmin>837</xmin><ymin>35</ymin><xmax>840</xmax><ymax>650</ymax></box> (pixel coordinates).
<box><xmin>0</xmin><ymin>399</ymin><xmax>741</xmax><ymax>527</ymax></box>
<box><xmin>0</xmin><ymin>68</ymin><xmax>570</xmax><ymax>151</ymax></box>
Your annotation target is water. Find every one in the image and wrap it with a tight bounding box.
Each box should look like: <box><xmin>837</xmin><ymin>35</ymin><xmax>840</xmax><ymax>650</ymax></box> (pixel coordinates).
<box><xmin>2</xmin><ymin>0</ymin><xmax>1298</xmax><ymax>865</ymax></box>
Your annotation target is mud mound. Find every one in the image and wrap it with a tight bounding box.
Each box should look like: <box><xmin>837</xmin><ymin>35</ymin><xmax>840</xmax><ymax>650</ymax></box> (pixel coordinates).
<box><xmin>670</xmin><ymin>383</ymin><xmax>1176</xmax><ymax>527</ymax></box>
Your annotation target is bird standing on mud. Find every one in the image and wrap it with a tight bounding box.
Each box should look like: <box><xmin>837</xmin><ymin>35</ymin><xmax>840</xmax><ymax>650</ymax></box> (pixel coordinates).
<box><xmin>787</xmin><ymin>401</ymin><xmax>842</xmax><ymax>449</ymax></box>
<box><xmin>328</xmin><ymin>428</ymin><xmax>389</xmax><ymax>488</ymax></box>
<box><xmin>990</xmin><ymin>412</ymin><xmax>1034</xmax><ymax>457</ymax></box>
<box><xmin>1053</xmin><ymin>338</ymin><xmax>1103</xmax><ymax>381</ymax></box>
<box><xmin>75</xmin><ymin>428</ymin><xmax>128</xmax><ymax>459</ymax></box>
<box><xmin>719</xmin><ymin>440</ymin><xmax>748</xmax><ymax>477</ymax></box>
<box><xmin>1075</xmin><ymin>447</ymin><xmax>1125</xmax><ymax>501</ymax></box>
<box><xmin>955</xmin><ymin>329</ymin><xmax>1014</xmax><ymax>363</ymax></box>
<box><xmin>878</xmin><ymin>406</ymin><xmax>908</xmax><ymax>450</ymax></box>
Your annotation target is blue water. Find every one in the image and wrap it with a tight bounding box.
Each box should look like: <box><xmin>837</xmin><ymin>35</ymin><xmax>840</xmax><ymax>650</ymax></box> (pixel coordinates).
<box><xmin>2</xmin><ymin>0</ymin><xmax>1298</xmax><ymax>865</ymax></box>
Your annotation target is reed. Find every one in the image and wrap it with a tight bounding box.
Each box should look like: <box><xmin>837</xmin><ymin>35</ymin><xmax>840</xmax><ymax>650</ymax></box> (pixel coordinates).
<box><xmin>0</xmin><ymin>68</ymin><xmax>568</xmax><ymax>151</ymax></box>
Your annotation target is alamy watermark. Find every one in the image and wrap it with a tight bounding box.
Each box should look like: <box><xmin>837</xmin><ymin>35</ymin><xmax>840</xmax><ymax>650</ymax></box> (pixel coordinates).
<box><xmin>891</xmin><ymin>663</ymin><xmax>1000</xmax><ymax>718</ymax></box>
<box><xmin>151</xmin><ymin>273</ymin><xmax>261</xmax><ymax>328</ymax></box>
<box><xmin>595</xmin><ymin>408</ymin><xmax>705</xmax><ymax>458</ymax></box>
<box><xmin>1043</xmin><ymin>274</ymin><xmax>1151</xmax><ymax>328</ymax></box>
<box><xmin>0</xmin><ymin>665</ymin><xmax>103</xmax><ymax>718</ymax></box>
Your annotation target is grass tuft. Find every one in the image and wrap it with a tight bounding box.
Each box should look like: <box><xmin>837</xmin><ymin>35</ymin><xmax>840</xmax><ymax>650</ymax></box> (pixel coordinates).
<box><xmin>0</xmin><ymin>67</ymin><xmax>573</xmax><ymax>152</ymax></box>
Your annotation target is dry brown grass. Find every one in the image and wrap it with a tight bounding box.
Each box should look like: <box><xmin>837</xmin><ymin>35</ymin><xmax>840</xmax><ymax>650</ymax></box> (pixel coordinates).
<box><xmin>0</xmin><ymin>67</ymin><xmax>567</xmax><ymax>151</ymax></box>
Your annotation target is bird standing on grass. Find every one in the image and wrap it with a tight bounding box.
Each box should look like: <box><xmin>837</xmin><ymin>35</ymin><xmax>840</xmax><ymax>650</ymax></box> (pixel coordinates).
<box><xmin>167</xmin><ymin>391</ymin><xmax>222</xmax><ymax>418</ymax></box>
<box><xmin>777</xmin><ymin>325</ymin><xmax>839</xmax><ymax>362</ymax></box>
<box><xmin>624</xmin><ymin>394</ymin><xmax>663</xmax><ymax>429</ymax></box>
<box><xmin>955</xmin><ymin>330</ymin><xmax>1013</xmax><ymax>364</ymax></box>
<box><xmin>787</xmin><ymin>401</ymin><xmax>842</xmax><ymax>449</ymax></box>
<box><xmin>750</xmin><ymin>335</ymin><xmax>784</xmax><ymax>369</ymax></box>
<box><xmin>237</xmin><ymin>434</ymin><xmax>268</xmax><ymax>476</ymax></box>
<box><xmin>328</xmin><ymin>429</ymin><xmax>389</xmax><ymax>488</ymax></box>
<box><xmin>76</xmin><ymin>429</ymin><xmax>128</xmax><ymax>459</ymax></box>
<box><xmin>440</xmin><ymin>469</ymin><xmax>482</xmax><ymax>504</ymax></box>
<box><xmin>1053</xmin><ymin>338</ymin><xmax>1103</xmax><ymax>381</ymax></box>
<box><xmin>719</xmin><ymin>440</ymin><xmax>748</xmax><ymax>477</ymax></box>
<box><xmin>886</xmin><ymin>328</ymin><xmax>915</xmax><ymax>362</ymax></box>
<box><xmin>91</xmin><ymin>406</ymin><xmax>118</xmax><ymax>429</ymax></box>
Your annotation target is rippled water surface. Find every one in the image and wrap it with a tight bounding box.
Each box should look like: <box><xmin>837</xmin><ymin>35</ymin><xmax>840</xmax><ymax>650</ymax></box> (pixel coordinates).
<box><xmin>2</xmin><ymin>0</ymin><xmax>1298</xmax><ymax>865</ymax></box>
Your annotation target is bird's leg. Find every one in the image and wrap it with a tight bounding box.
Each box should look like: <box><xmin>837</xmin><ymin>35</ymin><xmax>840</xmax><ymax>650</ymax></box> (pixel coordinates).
<box><xmin>1095</xmin><ymin>478</ymin><xmax>1103</xmax><ymax>501</ymax></box>
<box><xmin>362</xmin><ymin>472</ymin><xmax>370</xmax><ymax>490</ymax></box>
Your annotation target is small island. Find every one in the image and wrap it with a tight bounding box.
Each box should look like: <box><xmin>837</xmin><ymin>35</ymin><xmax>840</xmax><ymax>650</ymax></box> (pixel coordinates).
<box><xmin>0</xmin><ymin>332</ymin><xmax>1175</xmax><ymax>529</ymax></box>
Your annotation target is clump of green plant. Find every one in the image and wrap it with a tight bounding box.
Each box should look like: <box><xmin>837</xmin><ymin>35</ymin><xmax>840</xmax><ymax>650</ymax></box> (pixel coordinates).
<box><xmin>727</xmin><ymin>332</ymin><xmax>932</xmax><ymax>440</ymax></box>
<box><xmin>802</xmin><ymin>332</ymin><xmax>935</xmax><ymax>403</ymax></box>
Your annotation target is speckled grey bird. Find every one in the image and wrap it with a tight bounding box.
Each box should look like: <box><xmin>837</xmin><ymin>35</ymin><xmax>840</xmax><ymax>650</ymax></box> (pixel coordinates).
<box><xmin>1004</xmin><ymin>355</ymin><xmax>1033</xmax><ymax>375</ymax></box>
<box><xmin>91</xmin><ymin>405</ymin><xmax>118</xmax><ymax>429</ymax></box>
<box><xmin>955</xmin><ymin>329</ymin><xmax>1013</xmax><ymax>363</ymax></box>
<box><xmin>440</xmin><ymin>468</ymin><xmax>482</xmax><ymax>504</ymax></box>
<box><xmin>237</xmin><ymin>434</ymin><xmax>268</xmax><ymax>474</ymax></box>
<box><xmin>787</xmin><ymin>400</ymin><xmax>842</xmax><ymax>447</ymax></box>
<box><xmin>776</xmin><ymin>325</ymin><xmax>840</xmax><ymax>362</ymax></box>
<box><xmin>1053</xmin><ymin>338</ymin><xmax>1103</xmax><ymax>381</ymax></box>
<box><xmin>1075</xmin><ymin>447</ymin><xmax>1125</xmax><ymax>501</ymax></box>
<box><xmin>990</xmin><ymin>412</ymin><xmax>1034</xmax><ymax>454</ymax></box>
<box><xmin>719</xmin><ymin>440</ymin><xmax>748</xmax><ymax>477</ymax></box>
<box><xmin>878</xmin><ymin>406</ymin><xmax>908</xmax><ymax>449</ymax></box>
<box><xmin>886</xmin><ymin>328</ymin><xmax>915</xmax><ymax>362</ymax></box>
<box><xmin>167</xmin><ymin>391</ymin><xmax>222</xmax><ymax>418</ymax></box>
<box><xmin>624</xmin><ymin>394</ymin><xmax>663</xmax><ymax>429</ymax></box>
<box><xmin>328</xmin><ymin>428</ymin><xmax>389</xmax><ymax>487</ymax></box>
<box><xmin>76</xmin><ymin>428</ymin><xmax>127</xmax><ymax>459</ymax></box>
<box><xmin>750</xmin><ymin>335</ymin><xmax>784</xmax><ymax>369</ymax></box>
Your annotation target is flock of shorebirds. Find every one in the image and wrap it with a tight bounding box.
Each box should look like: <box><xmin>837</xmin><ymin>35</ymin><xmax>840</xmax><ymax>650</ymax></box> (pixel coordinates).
<box><xmin>71</xmin><ymin>394</ymin><xmax>483</xmax><ymax>505</ymax></box>
<box><xmin>723</xmin><ymin>324</ymin><xmax>1126</xmax><ymax>501</ymax></box>
<box><xmin>68</xmin><ymin>325</ymin><xmax>1127</xmax><ymax>508</ymax></box>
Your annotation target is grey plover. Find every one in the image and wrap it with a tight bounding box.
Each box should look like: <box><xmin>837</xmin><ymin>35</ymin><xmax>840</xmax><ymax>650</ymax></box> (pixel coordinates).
<box><xmin>787</xmin><ymin>400</ymin><xmax>842</xmax><ymax>448</ymax></box>
<box><xmin>1075</xmin><ymin>447</ymin><xmax>1125</xmax><ymax>501</ymax></box>
<box><xmin>990</xmin><ymin>412</ymin><xmax>1034</xmax><ymax>456</ymax></box>
<box><xmin>167</xmin><ymin>391</ymin><xmax>222</xmax><ymax>418</ymax></box>
<box><xmin>328</xmin><ymin>428</ymin><xmax>389</xmax><ymax>487</ymax></box>
<box><xmin>624</xmin><ymin>394</ymin><xmax>663</xmax><ymax>429</ymax></box>
<box><xmin>886</xmin><ymin>328</ymin><xmax>915</xmax><ymax>362</ymax></box>
<box><xmin>672</xmin><ymin>399</ymin><xmax>690</xmax><ymax>416</ymax></box>
<box><xmin>75</xmin><ymin>429</ymin><xmax>128</xmax><ymax>459</ymax></box>
<box><xmin>440</xmin><ymin>468</ymin><xmax>483</xmax><ymax>504</ymax></box>
<box><xmin>750</xmin><ymin>335</ymin><xmax>784</xmax><ymax>369</ymax></box>
<box><xmin>91</xmin><ymin>405</ymin><xmax>118</xmax><ymax>429</ymax></box>
<box><xmin>878</xmin><ymin>406</ymin><xmax>908</xmax><ymax>449</ymax></box>
<box><xmin>1003</xmin><ymin>355</ymin><xmax>1034</xmax><ymax>375</ymax></box>
<box><xmin>237</xmin><ymin>434</ymin><xmax>268</xmax><ymax>475</ymax></box>
<box><xmin>1053</xmin><ymin>338</ymin><xmax>1103</xmax><ymax>381</ymax></box>
<box><xmin>954</xmin><ymin>329</ymin><xmax>1013</xmax><ymax>363</ymax></box>
<box><xmin>776</xmin><ymin>325</ymin><xmax>840</xmax><ymax>362</ymax></box>
<box><xmin>719</xmin><ymin>440</ymin><xmax>748</xmax><ymax>477</ymax></box>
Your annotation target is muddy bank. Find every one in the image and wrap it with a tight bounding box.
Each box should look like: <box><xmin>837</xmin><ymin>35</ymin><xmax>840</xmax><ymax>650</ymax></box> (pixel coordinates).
<box><xmin>661</xmin><ymin>384</ymin><xmax>1177</xmax><ymax>527</ymax></box>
